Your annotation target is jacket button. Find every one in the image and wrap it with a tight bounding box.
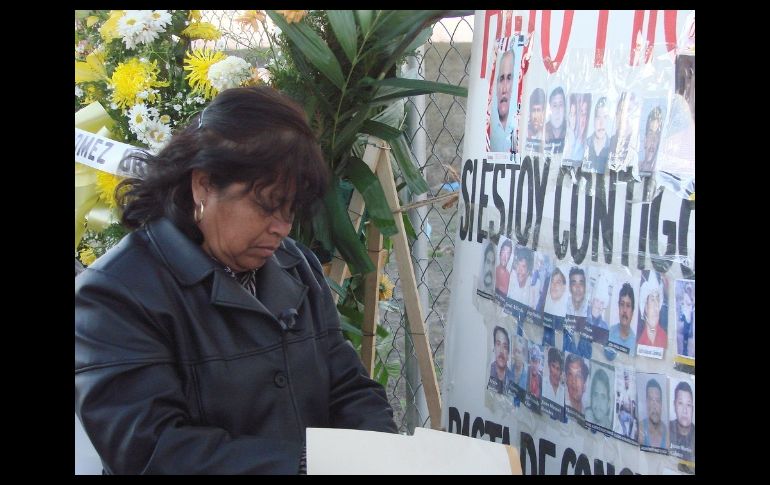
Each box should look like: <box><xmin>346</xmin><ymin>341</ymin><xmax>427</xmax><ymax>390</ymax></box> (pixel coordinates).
<box><xmin>274</xmin><ymin>372</ymin><xmax>287</xmax><ymax>388</ymax></box>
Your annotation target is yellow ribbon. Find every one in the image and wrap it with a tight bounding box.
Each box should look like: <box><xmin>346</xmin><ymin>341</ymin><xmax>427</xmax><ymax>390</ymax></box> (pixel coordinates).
<box><xmin>74</xmin><ymin>102</ymin><xmax>120</xmax><ymax>253</ymax></box>
<box><xmin>75</xmin><ymin>52</ymin><xmax>108</xmax><ymax>84</ymax></box>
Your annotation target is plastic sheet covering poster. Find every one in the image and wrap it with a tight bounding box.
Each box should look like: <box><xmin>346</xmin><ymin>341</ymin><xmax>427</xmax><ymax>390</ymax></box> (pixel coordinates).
<box><xmin>444</xmin><ymin>10</ymin><xmax>695</xmax><ymax>475</ymax></box>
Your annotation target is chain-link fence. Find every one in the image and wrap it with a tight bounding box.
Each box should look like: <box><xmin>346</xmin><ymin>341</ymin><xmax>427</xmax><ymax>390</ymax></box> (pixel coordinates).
<box><xmin>207</xmin><ymin>11</ymin><xmax>474</xmax><ymax>434</ymax></box>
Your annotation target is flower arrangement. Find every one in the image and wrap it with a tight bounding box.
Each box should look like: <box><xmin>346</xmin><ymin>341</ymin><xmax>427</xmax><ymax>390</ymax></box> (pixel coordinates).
<box><xmin>75</xmin><ymin>10</ymin><xmax>266</xmax><ymax>263</ymax></box>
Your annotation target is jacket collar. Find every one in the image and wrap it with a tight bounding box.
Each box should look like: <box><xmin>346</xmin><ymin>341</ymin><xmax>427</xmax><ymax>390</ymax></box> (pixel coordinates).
<box><xmin>145</xmin><ymin>217</ymin><xmax>308</xmax><ymax>324</ymax></box>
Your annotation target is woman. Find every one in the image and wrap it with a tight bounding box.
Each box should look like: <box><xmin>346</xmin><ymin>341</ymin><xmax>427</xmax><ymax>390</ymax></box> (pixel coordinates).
<box><xmin>543</xmin><ymin>267</ymin><xmax>567</xmax><ymax>317</ymax></box>
<box><xmin>75</xmin><ymin>86</ymin><xmax>397</xmax><ymax>474</ymax></box>
<box><xmin>637</xmin><ymin>276</ymin><xmax>668</xmax><ymax>349</ymax></box>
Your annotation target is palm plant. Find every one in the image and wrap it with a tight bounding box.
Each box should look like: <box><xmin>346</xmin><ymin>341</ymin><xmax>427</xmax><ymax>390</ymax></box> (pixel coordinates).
<box><xmin>265</xmin><ymin>10</ymin><xmax>469</xmax><ymax>275</ymax></box>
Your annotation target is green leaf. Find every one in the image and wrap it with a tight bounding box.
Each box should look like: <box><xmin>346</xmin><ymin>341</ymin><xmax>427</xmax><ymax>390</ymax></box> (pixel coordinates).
<box><xmin>338</xmin><ymin>312</ymin><xmax>362</xmax><ymax>337</ymax></box>
<box><xmin>375</xmin><ymin>11</ymin><xmax>448</xmax><ymax>77</ymax></box>
<box><xmin>390</xmin><ymin>134</ymin><xmax>429</xmax><ymax>195</ymax></box>
<box><xmin>285</xmin><ymin>42</ymin><xmax>336</xmax><ymax>117</ymax></box>
<box><xmin>361</xmin><ymin>120</ymin><xmax>402</xmax><ymax>141</ymax></box>
<box><xmin>397</xmin><ymin>26</ymin><xmax>433</xmax><ymax>57</ymax></box>
<box><xmin>332</xmin><ymin>106</ymin><xmax>372</xmax><ymax>162</ymax></box>
<box><xmin>325</xmin><ymin>276</ymin><xmax>347</xmax><ymax>300</ymax></box>
<box><xmin>370</xmin><ymin>11</ymin><xmax>440</xmax><ymax>48</ymax></box>
<box><xmin>376</xmin><ymin>323</ymin><xmax>390</xmax><ymax>339</ymax></box>
<box><xmin>355</xmin><ymin>10</ymin><xmax>374</xmax><ymax>36</ymax></box>
<box><xmin>327</xmin><ymin>10</ymin><xmax>358</xmax><ymax>63</ymax></box>
<box><xmin>344</xmin><ymin>157</ymin><xmax>397</xmax><ymax>237</ymax></box>
<box><xmin>267</xmin><ymin>10</ymin><xmax>345</xmax><ymax>90</ymax></box>
<box><xmin>322</xmin><ymin>186</ymin><xmax>375</xmax><ymax>275</ymax></box>
<box><xmin>370</xmin><ymin>98</ymin><xmax>406</xmax><ymax>130</ymax></box>
<box><xmin>402</xmin><ymin>212</ymin><xmax>418</xmax><ymax>241</ymax></box>
<box><xmin>372</xmin><ymin>78</ymin><xmax>468</xmax><ymax>102</ymax></box>
<box><xmin>311</xmin><ymin>201</ymin><xmax>333</xmax><ymax>253</ymax></box>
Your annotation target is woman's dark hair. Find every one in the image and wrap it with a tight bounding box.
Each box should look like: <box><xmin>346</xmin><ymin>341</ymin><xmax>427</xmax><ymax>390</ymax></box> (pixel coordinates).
<box><xmin>117</xmin><ymin>86</ymin><xmax>329</xmax><ymax>243</ymax></box>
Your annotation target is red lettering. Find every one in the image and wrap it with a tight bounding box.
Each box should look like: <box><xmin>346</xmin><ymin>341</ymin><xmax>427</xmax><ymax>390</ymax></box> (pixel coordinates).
<box><xmin>630</xmin><ymin>10</ymin><xmax>679</xmax><ymax>65</ymax></box>
<box><xmin>663</xmin><ymin>10</ymin><xmax>678</xmax><ymax>54</ymax></box>
<box><xmin>595</xmin><ymin>10</ymin><xmax>609</xmax><ymax>67</ymax></box>
<box><xmin>540</xmin><ymin>10</ymin><xmax>574</xmax><ymax>73</ymax></box>
<box><xmin>630</xmin><ymin>10</ymin><xmax>645</xmax><ymax>66</ymax></box>
<box><xmin>480</xmin><ymin>10</ymin><xmax>502</xmax><ymax>78</ymax></box>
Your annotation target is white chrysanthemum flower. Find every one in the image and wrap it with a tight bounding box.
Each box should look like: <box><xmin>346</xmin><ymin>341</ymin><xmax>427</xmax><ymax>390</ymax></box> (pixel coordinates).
<box><xmin>208</xmin><ymin>56</ymin><xmax>252</xmax><ymax>92</ymax></box>
<box><xmin>117</xmin><ymin>10</ymin><xmax>152</xmax><ymax>49</ymax></box>
<box><xmin>118</xmin><ymin>10</ymin><xmax>169</xmax><ymax>49</ymax></box>
<box><xmin>75</xmin><ymin>85</ymin><xmax>84</xmax><ymax>98</ymax></box>
<box><xmin>194</xmin><ymin>96</ymin><xmax>206</xmax><ymax>104</ymax></box>
<box><xmin>141</xmin><ymin>118</ymin><xmax>172</xmax><ymax>152</ymax></box>
<box><xmin>173</xmin><ymin>104</ymin><xmax>182</xmax><ymax>112</ymax></box>
<box><xmin>135</xmin><ymin>28</ymin><xmax>161</xmax><ymax>46</ymax></box>
<box><xmin>149</xmin><ymin>10</ymin><xmax>172</xmax><ymax>31</ymax></box>
<box><xmin>127</xmin><ymin>104</ymin><xmax>156</xmax><ymax>134</ymax></box>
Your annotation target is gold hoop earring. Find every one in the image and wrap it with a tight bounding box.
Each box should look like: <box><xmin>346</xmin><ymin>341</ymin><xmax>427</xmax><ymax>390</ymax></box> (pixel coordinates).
<box><xmin>195</xmin><ymin>199</ymin><xmax>205</xmax><ymax>223</ymax></box>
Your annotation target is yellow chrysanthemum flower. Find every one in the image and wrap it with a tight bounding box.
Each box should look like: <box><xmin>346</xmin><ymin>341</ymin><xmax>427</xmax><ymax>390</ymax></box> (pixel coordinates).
<box><xmin>184</xmin><ymin>48</ymin><xmax>226</xmax><ymax>99</ymax></box>
<box><xmin>182</xmin><ymin>21</ymin><xmax>221</xmax><ymax>41</ymax></box>
<box><xmin>277</xmin><ymin>10</ymin><xmax>307</xmax><ymax>24</ymax></box>
<box><xmin>379</xmin><ymin>274</ymin><xmax>395</xmax><ymax>301</ymax></box>
<box><xmin>100</xmin><ymin>10</ymin><xmax>124</xmax><ymax>42</ymax></box>
<box><xmin>235</xmin><ymin>10</ymin><xmax>265</xmax><ymax>31</ymax></box>
<box><xmin>79</xmin><ymin>246</ymin><xmax>97</xmax><ymax>266</ymax></box>
<box><xmin>189</xmin><ymin>10</ymin><xmax>202</xmax><ymax>21</ymax></box>
<box><xmin>95</xmin><ymin>171</ymin><xmax>123</xmax><ymax>210</ymax></box>
<box><xmin>110</xmin><ymin>58</ymin><xmax>169</xmax><ymax>109</ymax></box>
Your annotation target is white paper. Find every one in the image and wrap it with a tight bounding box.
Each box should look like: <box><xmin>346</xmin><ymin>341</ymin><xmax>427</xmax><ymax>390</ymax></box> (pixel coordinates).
<box><xmin>307</xmin><ymin>427</ymin><xmax>519</xmax><ymax>475</ymax></box>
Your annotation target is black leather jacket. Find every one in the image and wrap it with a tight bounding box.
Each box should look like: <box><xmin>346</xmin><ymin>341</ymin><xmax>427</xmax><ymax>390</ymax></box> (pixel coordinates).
<box><xmin>75</xmin><ymin>217</ymin><xmax>396</xmax><ymax>474</ymax></box>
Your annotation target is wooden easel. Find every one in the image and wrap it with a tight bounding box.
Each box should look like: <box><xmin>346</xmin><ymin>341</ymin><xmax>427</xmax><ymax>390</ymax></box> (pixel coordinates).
<box><xmin>327</xmin><ymin>136</ymin><xmax>442</xmax><ymax>429</ymax></box>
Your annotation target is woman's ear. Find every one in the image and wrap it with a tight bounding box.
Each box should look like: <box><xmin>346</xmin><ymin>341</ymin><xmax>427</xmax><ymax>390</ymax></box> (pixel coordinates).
<box><xmin>191</xmin><ymin>169</ymin><xmax>211</xmax><ymax>202</ymax></box>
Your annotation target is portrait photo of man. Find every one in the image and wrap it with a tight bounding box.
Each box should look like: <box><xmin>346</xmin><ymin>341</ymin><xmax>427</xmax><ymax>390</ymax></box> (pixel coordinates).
<box><xmin>584</xmin><ymin>363</ymin><xmax>614</xmax><ymax>432</ymax></box>
<box><xmin>583</xmin><ymin>96</ymin><xmax>611</xmax><ymax>174</ymax></box>
<box><xmin>608</xmin><ymin>280</ymin><xmax>638</xmax><ymax>355</ymax></box>
<box><xmin>525</xmin><ymin>87</ymin><xmax>546</xmax><ymax>152</ymax></box>
<box><xmin>542</xmin><ymin>346</ymin><xmax>564</xmax><ymax>407</ymax></box>
<box><xmin>544</xmin><ymin>86</ymin><xmax>566</xmax><ymax>154</ymax></box>
<box><xmin>668</xmin><ymin>378</ymin><xmax>695</xmax><ymax>463</ymax></box>
<box><xmin>564</xmin><ymin>352</ymin><xmax>590</xmax><ymax>420</ymax></box>
<box><xmin>487</xmin><ymin>38</ymin><xmax>523</xmax><ymax>155</ymax></box>
<box><xmin>637</xmin><ymin>373</ymin><xmax>668</xmax><ymax>451</ymax></box>
<box><xmin>476</xmin><ymin>239</ymin><xmax>497</xmax><ymax>299</ymax></box>
<box><xmin>487</xmin><ymin>325</ymin><xmax>513</xmax><ymax>394</ymax></box>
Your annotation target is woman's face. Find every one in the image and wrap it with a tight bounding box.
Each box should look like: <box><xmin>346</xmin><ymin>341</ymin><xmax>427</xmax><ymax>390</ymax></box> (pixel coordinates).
<box><xmin>196</xmin><ymin>178</ymin><xmax>294</xmax><ymax>272</ymax></box>
<box><xmin>645</xmin><ymin>292</ymin><xmax>661</xmax><ymax>329</ymax></box>
<box><xmin>549</xmin><ymin>273</ymin><xmax>565</xmax><ymax>300</ymax></box>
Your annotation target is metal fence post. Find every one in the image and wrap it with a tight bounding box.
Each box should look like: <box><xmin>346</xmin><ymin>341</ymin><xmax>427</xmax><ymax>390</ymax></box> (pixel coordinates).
<box><xmin>404</xmin><ymin>45</ymin><xmax>431</xmax><ymax>433</ymax></box>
